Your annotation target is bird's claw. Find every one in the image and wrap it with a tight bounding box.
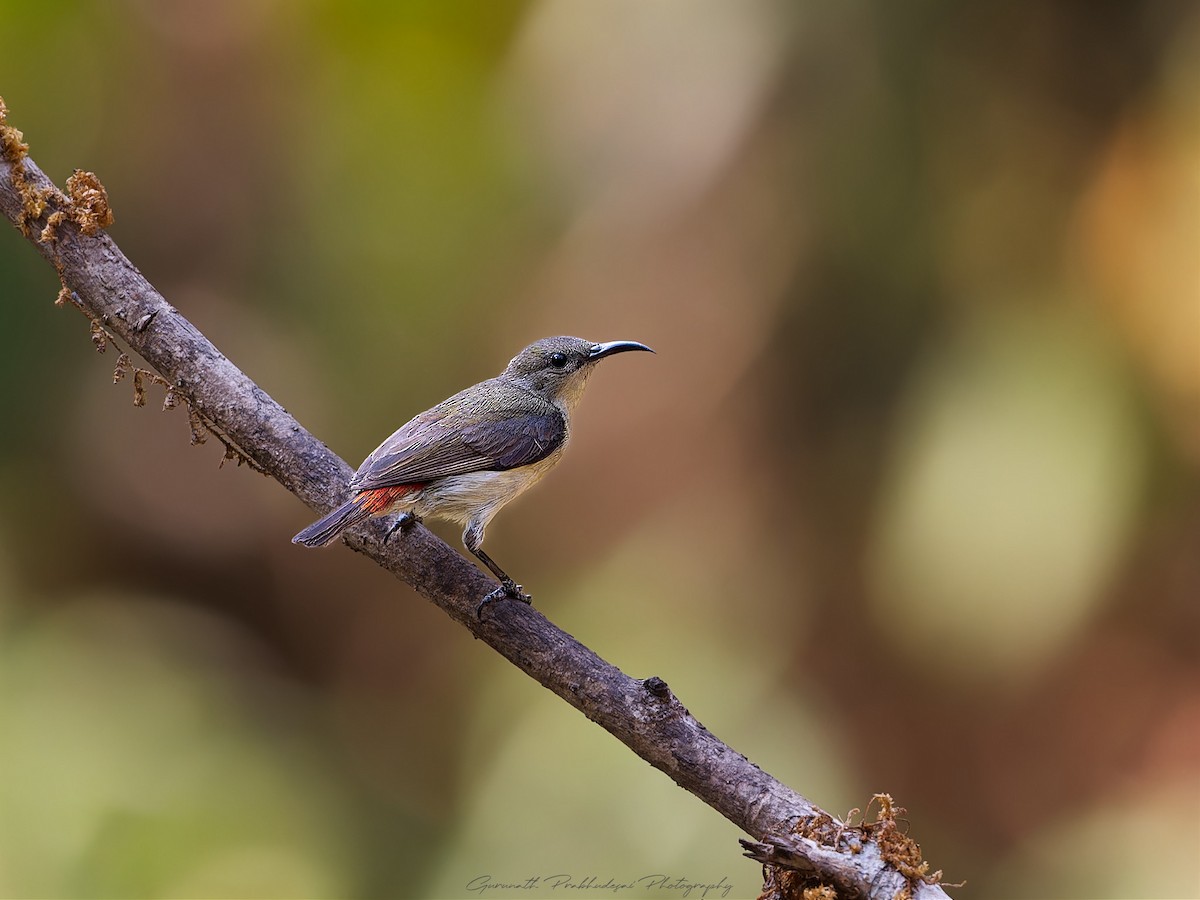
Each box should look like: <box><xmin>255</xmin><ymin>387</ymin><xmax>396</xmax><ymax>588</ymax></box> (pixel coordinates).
<box><xmin>475</xmin><ymin>580</ymin><xmax>532</xmax><ymax>619</ymax></box>
<box><xmin>383</xmin><ymin>512</ymin><xmax>420</xmax><ymax>545</ymax></box>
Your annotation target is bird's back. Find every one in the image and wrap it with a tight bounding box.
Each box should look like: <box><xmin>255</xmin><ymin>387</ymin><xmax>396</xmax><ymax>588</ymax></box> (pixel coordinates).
<box><xmin>348</xmin><ymin>378</ymin><xmax>566</xmax><ymax>493</ymax></box>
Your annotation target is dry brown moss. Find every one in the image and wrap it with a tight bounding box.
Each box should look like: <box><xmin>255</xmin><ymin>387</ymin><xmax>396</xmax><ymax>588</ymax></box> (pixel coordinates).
<box><xmin>65</xmin><ymin>168</ymin><xmax>113</xmax><ymax>234</ymax></box>
<box><xmin>756</xmin><ymin>865</ymin><xmax>835</xmax><ymax>900</ymax></box>
<box><xmin>752</xmin><ymin>793</ymin><xmax>951</xmax><ymax>900</ymax></box>
<box><xmin>1</xmin><ymin>96</ymin><xmax>113</xmax><ymax>239</ymax></box>
<box><xmin>860</xmin><ymin>794</ymin><xmax>940</xmax><ymax>885</ymax></box>
<box><xmin>0</xmin><ymin>96</ymin><xmax>30</xmax><ymax>162</ymax></box>
<box><xmin>801</xmin><ymin>886</ymin><xmax>838</xmax><ymax>900</ymax></box>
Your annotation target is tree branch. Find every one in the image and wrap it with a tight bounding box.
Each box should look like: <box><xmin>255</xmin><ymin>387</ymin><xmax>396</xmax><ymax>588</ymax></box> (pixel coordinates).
<box><xmin>0</xmin><ymin>101</ymin><xmax>951</xmax><ymax>900</ymax></box>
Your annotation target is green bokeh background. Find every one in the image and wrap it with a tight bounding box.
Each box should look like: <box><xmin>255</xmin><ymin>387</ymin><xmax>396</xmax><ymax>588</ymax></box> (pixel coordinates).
<box><xmin>2</xmin><ymin>3</ymin><xmax>1198</xmax><ymax>898</ymax></box>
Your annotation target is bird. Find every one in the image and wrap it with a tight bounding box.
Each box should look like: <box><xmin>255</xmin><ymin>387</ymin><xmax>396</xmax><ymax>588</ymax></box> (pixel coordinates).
<box><xmin>292</xmin><ymin>335</ymin><xmax>654</xmax><ymax>616</ymax></box>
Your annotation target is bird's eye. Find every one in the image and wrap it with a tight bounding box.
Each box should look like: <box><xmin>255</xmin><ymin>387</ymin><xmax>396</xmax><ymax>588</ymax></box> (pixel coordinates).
<box><xmin>549</xmin><ymin>352</ymin><xmax>568</xmax><ymax>369</ymax></box>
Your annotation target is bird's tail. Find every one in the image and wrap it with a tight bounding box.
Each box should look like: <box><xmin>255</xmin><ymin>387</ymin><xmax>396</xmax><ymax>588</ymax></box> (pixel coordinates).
<box><xmin>292</xmin><ymin>498</ymin><xmax>373</xmax><ymax>547</ymax></box>
<box><xmin>292</xmin><ymin>486</ymin><xmax>418</xmax><ymax>548</ymax></box>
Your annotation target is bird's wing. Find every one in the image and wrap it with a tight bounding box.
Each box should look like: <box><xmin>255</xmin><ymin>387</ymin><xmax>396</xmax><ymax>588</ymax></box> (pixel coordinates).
<box><xmin>349</xmin><ymin>387</ymin><xmax>566</xmax><ymax>491</ymax></box>
<box><xmin>458</xmin><ymin>413</ymin><xmax>565</xmax><ymax>469</ymax></box>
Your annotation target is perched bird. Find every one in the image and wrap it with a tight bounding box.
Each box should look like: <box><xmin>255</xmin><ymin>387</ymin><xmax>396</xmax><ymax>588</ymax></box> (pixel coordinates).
<box><xmin>293</xmin><ymin>336</ymin><xmax>653</xmax><ymax>615</ymax></box>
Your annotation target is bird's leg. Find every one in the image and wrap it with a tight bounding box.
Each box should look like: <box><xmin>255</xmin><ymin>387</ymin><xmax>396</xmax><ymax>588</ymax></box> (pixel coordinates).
<box><xmin>473</xmin><ymin>546</ymin><xmax>531</xmax><ymax>615</ymax></box>
<box><xmin>464</xmin><ymin>523</ymin><xmax>531</xmax><ymax>619</ymax></box>
<box><xmin>383</xmin><ymin>511</ymin><xmax>421</xmax><ymax>545</ymax></box>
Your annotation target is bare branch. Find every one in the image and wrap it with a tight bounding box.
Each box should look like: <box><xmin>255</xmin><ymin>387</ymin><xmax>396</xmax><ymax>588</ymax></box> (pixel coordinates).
<box><xmin>0</xmin><ymin>103</ymin><xmax>951</xmax><ymax>900</ymax></box>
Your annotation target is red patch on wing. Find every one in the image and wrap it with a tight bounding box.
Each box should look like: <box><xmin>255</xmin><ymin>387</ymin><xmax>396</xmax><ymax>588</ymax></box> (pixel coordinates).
<box><xmin>353</xmin><ymin>484</ymin><xmax>423</xmax><ymax>514</ymax></box>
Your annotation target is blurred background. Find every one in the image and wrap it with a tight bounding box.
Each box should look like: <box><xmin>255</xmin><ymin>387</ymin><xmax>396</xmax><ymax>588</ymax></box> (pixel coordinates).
<box><xmin>1</xmin><ymin>2</ymin><xmax>1198</xmax><ymax>898</ymax></box>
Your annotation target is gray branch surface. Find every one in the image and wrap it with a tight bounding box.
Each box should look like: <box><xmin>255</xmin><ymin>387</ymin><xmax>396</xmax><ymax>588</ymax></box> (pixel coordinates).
<box><xmin>0</xmin><ymin>131</ymin><xmax>951</xmax><ymax>900</ymax></box>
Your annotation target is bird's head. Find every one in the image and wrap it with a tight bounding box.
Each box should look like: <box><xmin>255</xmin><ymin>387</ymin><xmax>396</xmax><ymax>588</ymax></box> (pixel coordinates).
<box><xmin>502</xmin><ymin>336</ymin><xmax>654</xmax><ymax>413</ymax></box>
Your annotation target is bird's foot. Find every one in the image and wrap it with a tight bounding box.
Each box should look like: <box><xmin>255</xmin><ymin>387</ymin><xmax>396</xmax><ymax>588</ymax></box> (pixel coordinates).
<box><xmin>475</xmin><ymin>579</ymin><xmax>532</xmax><ymax>620</ymax></box>
<box><xmin>383</xmin><ymin>512</ymin><xmax>421</xmax><ymax>545</ymax></box>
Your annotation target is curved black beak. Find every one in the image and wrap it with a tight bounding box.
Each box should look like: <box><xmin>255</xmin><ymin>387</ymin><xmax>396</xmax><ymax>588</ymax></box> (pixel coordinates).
<box><xmin>588</xmin><ymin>340</ymin><xmax>655</xmax><ymax>361</ymax></box>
